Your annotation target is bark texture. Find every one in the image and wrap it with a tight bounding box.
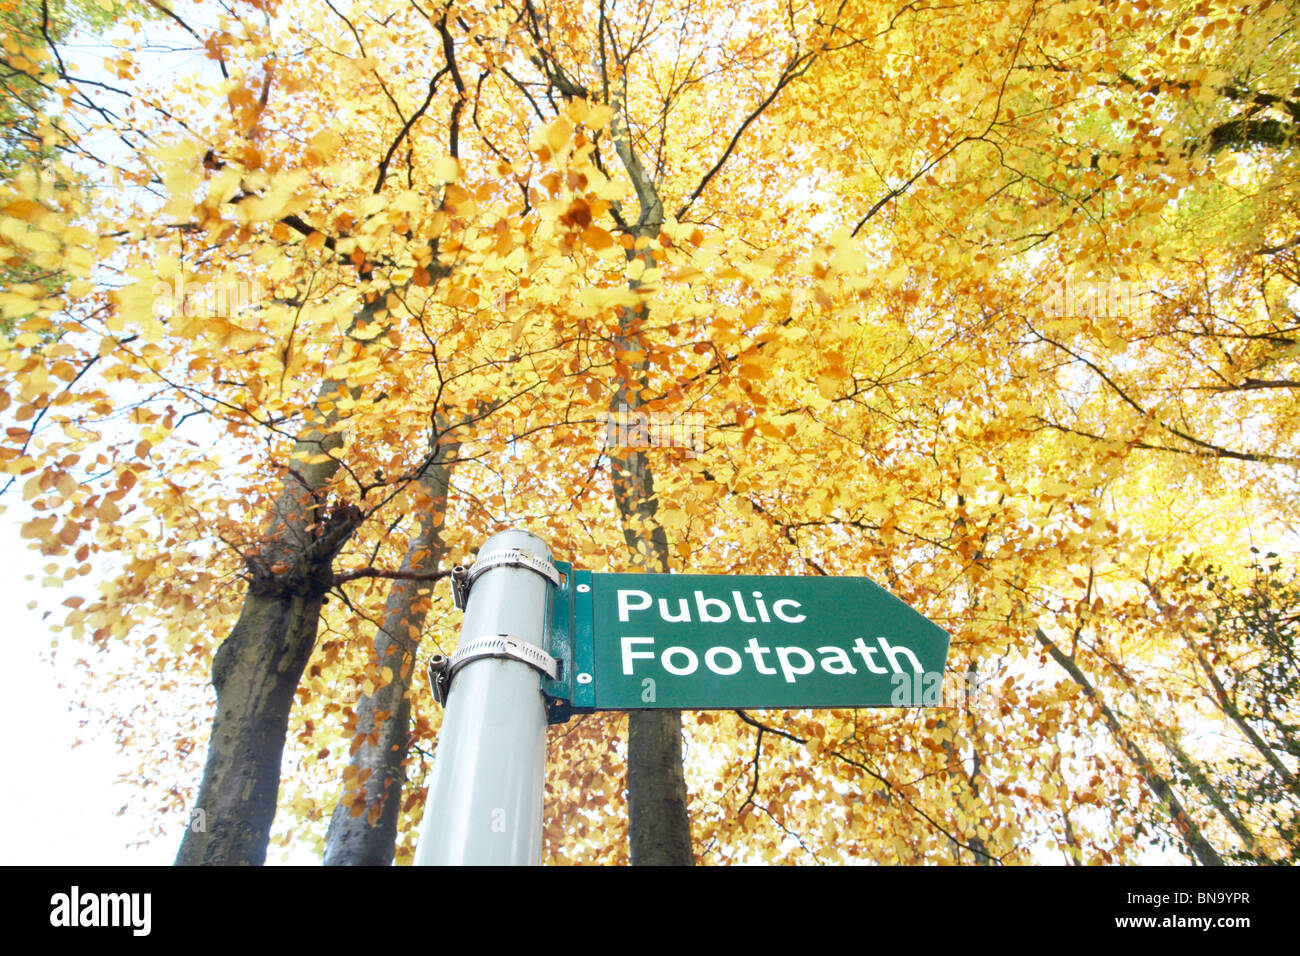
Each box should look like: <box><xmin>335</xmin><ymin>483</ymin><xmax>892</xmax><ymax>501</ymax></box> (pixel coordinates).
<box><xmin>323</xmin><ymin>439</ymin><xmax>458</xmax><ymax>865</ymax></box>
<box><xmin>179</xmin><ymin>592</ymin><xmax>325</xmax><ymax>864</ymax></box>
<box><xmin>176</xmin><ymin>375</ymin><xmax>363</xmax><ymax>866</ymax></box>
<box><xmin>627</xmin><ymin>707</ymin><xmax>693</xmax><ymax>865</ymax></box>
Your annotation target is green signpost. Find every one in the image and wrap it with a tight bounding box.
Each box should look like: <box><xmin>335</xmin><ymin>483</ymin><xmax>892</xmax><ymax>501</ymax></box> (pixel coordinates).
<box><xmin>542</xmin><ymin>565</ymin><xmax>950</xmax><ymax>719</ymax></box>
<box><xmin>414</xmin><ymin>533</ymin><xmax>952</xmax><ymax>865</ymax></box>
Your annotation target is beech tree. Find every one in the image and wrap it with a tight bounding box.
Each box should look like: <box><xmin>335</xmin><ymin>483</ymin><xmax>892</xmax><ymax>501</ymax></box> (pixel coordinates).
<box><xmin>3</xmin><ymin>0</ymin><xmax>1297</xmax><ymax>865</ymax></box>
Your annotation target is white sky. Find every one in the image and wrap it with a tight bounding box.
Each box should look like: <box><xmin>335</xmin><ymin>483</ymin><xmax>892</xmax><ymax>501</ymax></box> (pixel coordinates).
<box><xmin>0</xmin><ymin>512</ymin><xmax>176</xmax><ymax>864</ymax></box>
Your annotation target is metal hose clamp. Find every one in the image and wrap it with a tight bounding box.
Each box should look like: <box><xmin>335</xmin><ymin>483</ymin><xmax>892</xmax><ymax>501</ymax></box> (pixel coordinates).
<box><xmin>451</xmin><ymin>549</ymin><xmax>562</xmax><ymax>610</ymax></box>
<box><xmin>428</xmin><ymin>633</ymin><xmax>561</xmax><ymax>706</ymax></box>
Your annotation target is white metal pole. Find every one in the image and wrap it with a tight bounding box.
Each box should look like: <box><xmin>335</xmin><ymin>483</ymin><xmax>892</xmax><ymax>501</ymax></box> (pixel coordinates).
<box><xmin>413</xmin><ymin>529</ymin><xmax>554</xmax><ymax>865</ymax></box>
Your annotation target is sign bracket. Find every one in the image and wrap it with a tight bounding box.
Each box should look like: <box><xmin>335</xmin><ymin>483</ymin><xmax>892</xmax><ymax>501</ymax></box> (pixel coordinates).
<box><xmin>540</xmin><ymin>563</ymin><xmax>596</xmax><ymax>724</ymax></box>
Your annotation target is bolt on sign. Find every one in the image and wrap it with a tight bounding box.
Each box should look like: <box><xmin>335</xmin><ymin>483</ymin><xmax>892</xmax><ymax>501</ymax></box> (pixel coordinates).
<box><xmin>541</xmin><ymin>566</ymin><xmax>950</xmax><ymax>721</ymax></box>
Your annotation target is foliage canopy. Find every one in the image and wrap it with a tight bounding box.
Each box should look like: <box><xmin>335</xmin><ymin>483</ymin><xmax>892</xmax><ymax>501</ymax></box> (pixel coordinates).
<box><xmin>2</xmin><ymin>0</ymin><xmax>1298</xmax><ymax>863</ymax></box>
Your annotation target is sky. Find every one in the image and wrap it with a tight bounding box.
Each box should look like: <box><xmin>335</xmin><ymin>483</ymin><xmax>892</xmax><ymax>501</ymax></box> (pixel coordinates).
<box><xmin>0</xmin><ymin>512</ymin><xmax>337</xmax><ymax>866</ymax></box>
<box><xmin>0</xmin><ymin>510</ymin><xmax>178</xmax><ymax>864</ymax></box>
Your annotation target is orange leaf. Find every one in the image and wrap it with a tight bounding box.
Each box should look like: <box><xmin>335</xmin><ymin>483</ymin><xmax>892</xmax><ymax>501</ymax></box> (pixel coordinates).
<box><xmin>583</xmin><ymin>225</ymin><xmax>613</xmax><ymax>250</ymax></box>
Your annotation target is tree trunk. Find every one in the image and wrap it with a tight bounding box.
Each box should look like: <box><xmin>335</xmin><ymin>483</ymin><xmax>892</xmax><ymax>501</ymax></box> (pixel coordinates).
<box><xmin>627</xmin><ymin>710</ymin><xmax>693</xmax><ymax>865</ymax></box>
<box><xmin>610</xmin><ymin>376</ymin><xmax>693</xmax><ymax>865</ymax></box>
<box><xmin>597</xmin><ymin>91</ymin><xmax>694</xmax><ymax>864</ymax></box>
<box><xmin>176</xmin><ymin>496</ymin><xmax>361</xmax><ymax>865</ymax></box>
<box><xmin>1194</xmin><ymin>645</ymin><xmax>1298</xmax><ymax>789</ymax></box>
<box><xmin>178</xmin><ymin>591</ymin><xmax>326</xmax><ymax>864</ymax></box>
<box><xmin>942</xmin><ymin>659</ymin><xmax>994</xmax><ymax>864</ymax></box>
<box><xmin>1036</xmin><ymin>628</ymin><xmax>1224</xmax><ymax>866</ymax></box>
<box><xmin>323</xmin><ymin>439</ymin><xmax>458</xmax><ymax>866</ymax></box>
<box><xmin>175</xmin><ymin>372</ymin><xmax>364</xmax><ymax>866</ymax></box>
<box><xmin>1108</xmin><ymin>652</ymin><xmax>1260</xmax><ymax>856</ymax></box>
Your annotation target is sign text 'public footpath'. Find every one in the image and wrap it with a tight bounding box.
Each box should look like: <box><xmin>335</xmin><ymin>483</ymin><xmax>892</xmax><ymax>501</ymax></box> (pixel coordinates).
<box><xmin>547</xmin><ymin>569</ymin><xmax>950</xmax><ymax>715</ymax></box>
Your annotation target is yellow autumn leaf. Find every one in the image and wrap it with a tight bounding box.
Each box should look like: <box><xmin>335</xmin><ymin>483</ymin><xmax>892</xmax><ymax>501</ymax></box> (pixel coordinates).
<box><xmin>545</xmin><ymin>116</ymin><xmax>572</xmax><ymax>154</ymax></box>
<box><xmin>307</xmin><ymin>129</ymin><xmax>343</xmax><ymax>164</ymax></box>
